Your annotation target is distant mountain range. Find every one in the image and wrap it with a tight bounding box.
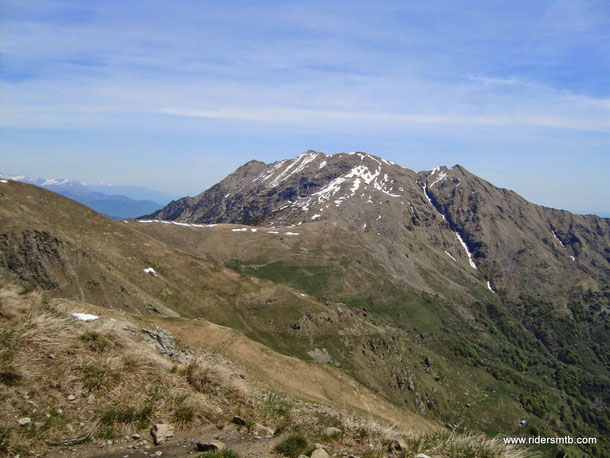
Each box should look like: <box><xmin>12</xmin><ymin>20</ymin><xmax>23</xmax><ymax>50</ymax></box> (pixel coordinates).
<box><xmin>0</xmin><ymin>173</ymin><xmax>177</xmax><ymax>219</ymax></box>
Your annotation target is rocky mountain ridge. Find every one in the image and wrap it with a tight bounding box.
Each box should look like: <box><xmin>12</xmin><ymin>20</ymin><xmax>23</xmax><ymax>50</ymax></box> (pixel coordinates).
<box><xmin>147</xmin><ymin>150</ymin><xmax>610</xmax><ymax>303</ymax></box>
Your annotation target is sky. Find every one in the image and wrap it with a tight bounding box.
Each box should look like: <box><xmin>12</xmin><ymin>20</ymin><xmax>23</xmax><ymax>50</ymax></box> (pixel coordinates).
<box><xmin>1</xmin><ymin>0</ymin><xmax>609</xmax><ymax>215</ymax></box>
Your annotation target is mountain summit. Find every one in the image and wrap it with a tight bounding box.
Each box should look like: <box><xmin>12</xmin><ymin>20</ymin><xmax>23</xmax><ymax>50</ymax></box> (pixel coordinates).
<box><xmin>146</xmin><ymin>150</ymin><xmax>609</xmax><ymax>301</ymax></box>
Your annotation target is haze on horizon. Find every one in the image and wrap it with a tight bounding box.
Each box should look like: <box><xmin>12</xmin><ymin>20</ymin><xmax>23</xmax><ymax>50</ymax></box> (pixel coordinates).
<box><xmin>1</xmin><ymin>0</ymin><xmax>609</xmax><ymax>216</ymax></box>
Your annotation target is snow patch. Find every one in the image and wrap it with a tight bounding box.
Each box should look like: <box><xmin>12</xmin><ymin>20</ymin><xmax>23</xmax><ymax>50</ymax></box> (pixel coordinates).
<box><xmin>311</xmin><ymin>214</ymin><xmax>321</xmax><ymax>220</ymax></box>
<box><xmin>487</xmin><ymin>281</ymin><xmax>496</xmax><ymax>294</ymax></box>
<box><xmin>455</xmin><ymin>232</ymin><xmax>477</xmax><ymax>269</ymax></box>
<box><xmin>318</xmin><ymin>160</ymin><xmax>327</xmax><ymax>170</ymax></box>
<box><xmin>250</xmin><ymin>228</ymin><xmax>257</xmax><ymax>232</ymax></box>
<box><xmin>444</xmin><ymin>251</ymin><xmax>457</xmax><ymax>262</ymax></box>
<box><xmin>422</xmin><ymin>184</ymin><xmax>445</xmax><ymax>220</ymax></box>
<box><xmin>143</xmin><ymin>267</ymin><xmax>158</xmax><ymax>276</ymax></box>
<box><xmin>137</xmin><ymin>220</ymin><xmax>216</xmax><ymax>228</ymax></box>
<box><xmin>570</xmin><ymin>256</ymin><xmax>576</xmax><ymax>261</ymax></box>
<box><xmin>267</xmin><ymin>231</ymin><xmax>279</xmax><ymax>234</ymax></box>
<box><xmin>269</xmin><ymin>151</ymin><xmax>319</xmax><ymax>187</ymax></box>
<box><xmin>0</xmin><ymin>179</ymin><xmax>7</xmax><ymax>183</ymax></box>
<box><xmin>232</xmin><ymin>228</ymin><xmax>248</xmax><ymax>232</ymax></box>
<box><xmin>552</xmin><ymin>231</ymin><xmax>565</xmax><ymax>247</ymax></box>
<box><xmin>72</xmin><ymin>313</ymin><xmax>99</xmax><ymax>321</ymax></box>
<box><xmin>429</xmin><ymin>169</ymin><xmax>447</xmax><ymax>188</ymax></box>
<box><xmin>285</xmin><ymin>232</ymin><xmax>299</xmax><ymax>236</ymax></box>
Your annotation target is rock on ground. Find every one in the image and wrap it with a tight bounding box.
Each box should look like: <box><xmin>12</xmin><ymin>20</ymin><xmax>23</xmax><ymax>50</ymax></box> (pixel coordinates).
<box><xmin>150</xmin><ymin>423</ymin><xmax>174</xmax><ymax>445</ymax></box>
<box><xmin>311</xmin><ymin>449</ymin><xmax>330</xmax><ymax>458</ymax></box>
<box><xmin>196</xmin><ymin>439</ymin><xmax>226</xmax><ymax>451</ymax></box>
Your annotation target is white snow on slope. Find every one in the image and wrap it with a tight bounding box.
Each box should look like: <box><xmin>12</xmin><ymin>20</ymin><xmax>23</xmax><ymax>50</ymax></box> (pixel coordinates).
<box><xmin>445</xmin><ymin>251</ymin><xmax>457</xmax><ymax>262</ymax></box>
<box><xmin>269</xmin><ymin>151</ymin><xmax>319</xmax><ymax>187</ymax></box>
<box><xmin>0</xmin><ymin>179</ymin><xmax>7</xmax><ymax>183</ymax></box>
<box><xmin>143</xmin><ymin>267</ymin><xmax>158</xmax><ymax>276</ymax></box>
<box><xmin>425</xmin><ymin>180</ymin><xmax>477</xmax><ymax>274</ymax></box>
<box><xmin>311</xmin><ymin>214</ymin><xmax>321</xmax><ymax>220</ymax></box>
<box><xmin>487</xmin><ymin>281</ymin><xmax>496</xmax><ymax>293</ymax></box>
<box><xmin>285</xmin><ymin>232</ymin><xmax>299</xmax><ymax>236</ymax></box>
<box><xmin>429</xmin><ymin>169</ymin><xmax>447</xmax><ymax>188</ymax></box>
<box><xmin>552</xmin><ymin>231</ymin><xmax>565</xmax><ymax>247</ymax></box>
<box><xmin>456</xmin><ymin>232</ymin><xmax>477</xmax><ymax>269</ymax></box>
<box><xmin>254</xmin><ymin>160</ymin><xmax>287</xmax><ymax>183</ymax></box>
<box><xmin>137</xmin><ymin>220</ymin><xmax>216</xmax><ymax>228</ymax></box>
<box><xmin>267</xmin><ymin>231</ymin><xmax>279</xmax><ymax>234</ymax></box>
<box><xmin>318</xmin><ymin>160</ymin><xmax>327</xmax><ymax>170</ymax></box>
<box><xmin>232</xmin><ymin>228</ymin><xmax>248</xmax><ymax>232</ymax></box>
<box><xmin>551</xmin><ymin>229</ymin><xmax>576</xmax><ymax>261</ymax></box>
<box><xmin>422</xmin><ymin>184</ymin><xmax>446</xmax><ymax>220</ymax></box>
<box><xmin>72</xmin><ymin>313</ymin><xmax>99</xmax><ymax>321</ymax></box>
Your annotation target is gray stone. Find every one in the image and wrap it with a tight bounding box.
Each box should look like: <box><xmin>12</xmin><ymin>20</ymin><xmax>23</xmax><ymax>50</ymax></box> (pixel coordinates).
<box><xmin>67</xmin><ymin>394</ymin><xmax>76</xmax><ymax>402</ymax></box>
<box><xmin>150</xmin><ymin>423</ymin><xmax>174</xmax><ymax>445</ymax></box>
<box><xmin>415</xmin><ymin>454</ymin><xmax>431</xmax><ymax>458</ymax></box>
<box><xmin>324</xmin><ymin>426</ymin><xmax>341</xmax><ymax>437</ymax></box>
<box><xmin>141</xmin><ymin>327</ymin><xmax>185</xmax><ymax>361</ymax></box>
<box><xmin>132</xmin><ymin>434</ymin><xmax>141</xmax><ymax>440</ymax></box>
<box><xmin>252</xmin><ymin>423</ymin><xmax>274</xmax><ymax>438</ymax></box>
<box><xmin>311</xmin><ymin>449</ymin><xmax>330</xmax><ymax>458</ymax></box>
<box><xmin>17</xmin><ymin>417</ymin><xmax>31</xmax><ymax>426</ymax></box>
<box><xmin>196</xmin><ymin>440</ymin><xmax>226</xmax><ymax>451</ymax></box>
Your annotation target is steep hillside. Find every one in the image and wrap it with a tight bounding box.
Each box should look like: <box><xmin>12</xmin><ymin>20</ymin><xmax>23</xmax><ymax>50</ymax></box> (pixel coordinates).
<box><xmin>0</xmin><ymin>286</ymin><xmax>456</xmax><ymax>457</ymax></box>
<box><xmin>0</xmin><ymin>179</ymin><xmax>437</xmax><ymax>435</ymax></box>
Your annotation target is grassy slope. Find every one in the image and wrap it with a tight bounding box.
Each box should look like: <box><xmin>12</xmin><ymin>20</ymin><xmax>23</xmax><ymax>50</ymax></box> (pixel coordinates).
<box><xmin>131</xmin><ymin>220</ymin><xmax>609</xmax><ymax>457</ymax></box>
<box><xmin>0</xmin><ymin>285</ymin><xmax>533</xmax><ymax>458</ymax></box>
<box><xmin>0</xmin><ymin>181</ymin><xmax>463</xmax><ymax>442</ymax></box>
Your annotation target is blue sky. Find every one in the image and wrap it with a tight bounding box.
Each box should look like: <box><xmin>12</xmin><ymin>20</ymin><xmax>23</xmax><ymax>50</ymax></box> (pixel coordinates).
<box><xmin>1</xmin><ymin>0</ymin><xmax>609</xmax><ymax>215</ymax></box>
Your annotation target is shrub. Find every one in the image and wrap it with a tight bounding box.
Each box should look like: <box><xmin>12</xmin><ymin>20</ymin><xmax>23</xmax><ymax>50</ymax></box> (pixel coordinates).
<box><xmin>185</xmin><ymin>360</ymin><xmax>246</xmax><ymax>399</ymax></box>
<box><xmin>275</xmin><ymin>433</ymin><xmax>310</xmax><ymax>457</ymax></box>
<box><xmin>264</xmin><ymin>392</ymin><xmax>292</xmax><ymax>417</ymax></box>
<box><xmin>80</xmin><ymin>360</ymin><xmax>120</xmax><ymax>391</ymax></box>
<box><xmin>173</xmin><ymin>405</ymin><xmax>195</xmax><ymax>426</ymax></box>
<box><xmin>80</xmin><ymin>331</ymin><xmax>110</xmax><ymax>352</ymax></box>
<box><xmin>101</xmin><ymin>405</ymin><xmax>154</xmax><ymax>429</ymax></box>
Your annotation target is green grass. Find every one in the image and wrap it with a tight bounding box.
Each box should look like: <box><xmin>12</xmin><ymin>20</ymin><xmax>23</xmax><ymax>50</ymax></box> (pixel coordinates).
<box><xmin>80</xmin><ymin>360</ymin><xmax>120</xmax><ymax>391</ymax></box>
<box><xmin>100</xmin><ymin>405</ymin><xmax>154</xmax><ymax>429</ymax></box>
<box><xmin>275</xmin><ymin>433</ymin><xmax>311</xmax><ymax>457</ymax></box>
<box><xmin>263</xmin><ymin>392</ymin><xmax>292</xmax><ymax>417</ymax></box>
<box><xmin>243</xmin><ymin>261</ymin><xmax>341</xmax><ymax>296</ymax></box>
<box><xmin>17</xmin><ymin>286</ymin><xmax>33</xmax><ymax>296</ymax></box>
<box><xmin>173</xmin><ymin>404</ymin><xmax>196</xmax><ymax>426</ymax></box>
<box><xmin>79</xmin><ymin>330</ymin><xmax>111</xmax><ymax>352</ymax></box>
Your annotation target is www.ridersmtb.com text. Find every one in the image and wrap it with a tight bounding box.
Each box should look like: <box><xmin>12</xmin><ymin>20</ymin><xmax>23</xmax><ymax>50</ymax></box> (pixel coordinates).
<box><xmin>503</xmin><ymin>436</ymin><xmax>597</xmax><ymax>445</ymax></box>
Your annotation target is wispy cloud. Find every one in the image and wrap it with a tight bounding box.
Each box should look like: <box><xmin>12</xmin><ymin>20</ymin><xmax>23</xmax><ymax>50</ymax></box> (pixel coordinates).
<box><xmin>1</xmin><ymin>0</ymin><xmax>609</xmax><ymax>213</ymax></box>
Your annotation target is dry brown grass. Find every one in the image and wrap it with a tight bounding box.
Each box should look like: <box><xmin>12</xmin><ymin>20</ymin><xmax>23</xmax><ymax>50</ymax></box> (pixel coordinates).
<box><xmin>0</xmin><ymin>286</ymin><xmax>249</xmax><ymax>454</ymax></box>
<box><xmin>186</xmin><ymin>359</ymin><xmax>248</xmax><ymax>400</ymax></box>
